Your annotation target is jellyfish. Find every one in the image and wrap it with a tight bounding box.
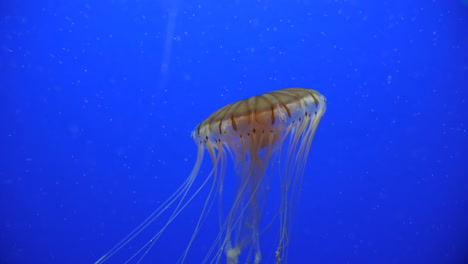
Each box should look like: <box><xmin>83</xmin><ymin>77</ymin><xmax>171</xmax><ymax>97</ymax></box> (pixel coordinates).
<box><xmin>96</xmin><ymin>87</ymin><xmax>326</xmax><ymax>264</ymax></box>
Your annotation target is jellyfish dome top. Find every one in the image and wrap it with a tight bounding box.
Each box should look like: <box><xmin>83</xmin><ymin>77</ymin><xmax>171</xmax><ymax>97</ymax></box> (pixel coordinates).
<box><xmin>96</xmin><ymin>88</ymin><xmax>326</xmax><ymax>264</ymax></box>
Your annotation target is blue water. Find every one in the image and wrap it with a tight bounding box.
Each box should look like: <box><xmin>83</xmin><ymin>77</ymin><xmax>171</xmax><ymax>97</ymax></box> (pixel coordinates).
<box><xmin>1</xmin><ymin>1</ymin><xmax>467</xmax><ymax>263</ymax></box>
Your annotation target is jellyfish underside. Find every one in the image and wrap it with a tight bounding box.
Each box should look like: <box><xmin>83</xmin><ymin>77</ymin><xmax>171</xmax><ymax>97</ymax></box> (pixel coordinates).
<box><xmin>95</xmin><ymin>88</ymin><xmax>326</xmax><ymax>264</ymax></box>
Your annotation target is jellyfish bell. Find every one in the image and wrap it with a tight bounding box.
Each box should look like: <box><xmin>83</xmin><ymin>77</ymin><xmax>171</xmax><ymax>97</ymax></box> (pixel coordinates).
<box><xmin>96</xmin><ymin>88</ymin><xmax>326</xmax><ymax>264</ymax></box>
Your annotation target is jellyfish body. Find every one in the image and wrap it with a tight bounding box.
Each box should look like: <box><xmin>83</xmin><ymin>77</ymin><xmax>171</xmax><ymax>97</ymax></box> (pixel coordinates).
<box><xmin>96</xmin><ymin>88</ymin><xmax>326</xmax><ymax>264</ymax></box>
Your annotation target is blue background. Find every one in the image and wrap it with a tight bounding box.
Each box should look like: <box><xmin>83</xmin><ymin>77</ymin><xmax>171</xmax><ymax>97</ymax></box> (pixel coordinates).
<box><xmin>1</xmin><ymin>0</ymin><xmax>467</xmax><ymax>263</ymax></box>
